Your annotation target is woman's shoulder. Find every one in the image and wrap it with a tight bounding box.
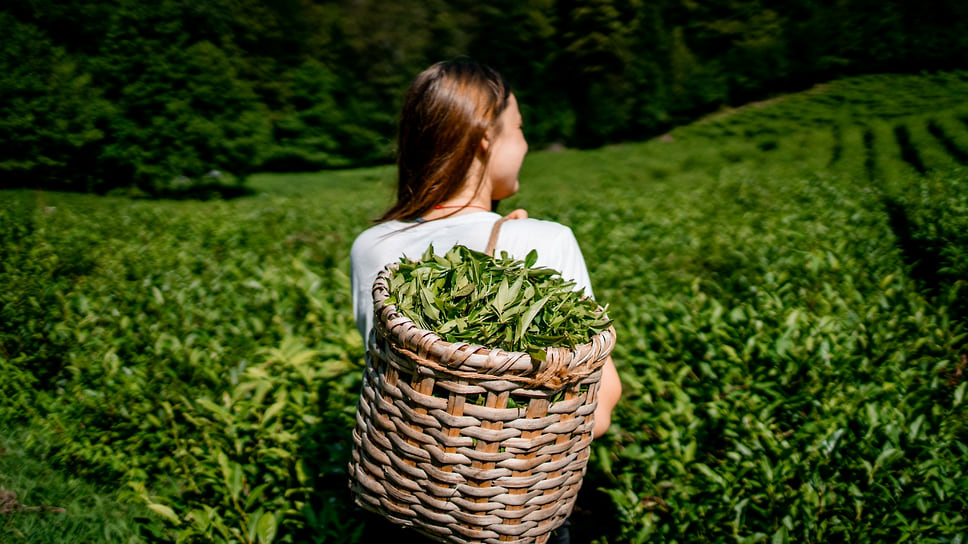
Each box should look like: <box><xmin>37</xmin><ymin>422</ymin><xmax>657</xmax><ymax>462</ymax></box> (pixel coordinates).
<box><xmin>351</xmin><ymin>214</ymin><xmax>577</xmax><ymax>262</ymax></box>
<box><xmin>496</xmin><ymin>216</ymin><xmax>582</xmax><ymax>258</ymax></box>
<box><xmin>351</xmin><ymin>220</ymin><xmax>403</xmax><ymax>249</ymax></box>
<box><xmin>501</xmin><ymin>216</ymin><xmax>576</xmax><ymax>239</ymax></box>
<box><xmin>350</xmin><ymin>222</ymin><xmax>401</xmax><ymax>268</ymax></box>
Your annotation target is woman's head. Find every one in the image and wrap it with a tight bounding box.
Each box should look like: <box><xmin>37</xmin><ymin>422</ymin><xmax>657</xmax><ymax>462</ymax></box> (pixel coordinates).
<box><xmin>380</xmin><ymin>60</ymin><xmax>521</xmax><ymax>222</ymax></box>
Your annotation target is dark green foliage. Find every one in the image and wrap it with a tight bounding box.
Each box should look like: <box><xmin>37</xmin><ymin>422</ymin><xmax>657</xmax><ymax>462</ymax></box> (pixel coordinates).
<box><xmin>0</xmin><ymin>13</ymin><xmax>112</xmax><ymax>192</ymax></box>
<box><xmin>261</xmin><ymin>60</ymin><xmax>386</xmax><ymax>172</ymax></box>
<box><xmin>387</xmin><ymin>245</ymin><xmax>610</xmax><ymax>352</ymax></box>
<box><xmin>4</xmin><ymin>1</ymin><xmax>968</xmax><ymax>193</ymax></box>
<box><xmin>90</xmin><ymin>2</ymin><xmax>272</xmax><ymax>195</ymax></box>
<box><xmin>883</xmin><ymin>173</ymin><xmax>968</xmax><ymax>325</ymax></box>
<box><xmin>1</xmin><ymin>3</ymin><xmax>273</xmax><ymax>196</ymax></box>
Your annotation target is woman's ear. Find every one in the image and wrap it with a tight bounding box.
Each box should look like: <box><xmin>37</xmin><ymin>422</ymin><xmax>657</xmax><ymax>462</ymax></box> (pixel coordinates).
<box><xmin>479</xmin><ymin>132</ymin><xmax>491</xmax><ymax>154</ymax></box>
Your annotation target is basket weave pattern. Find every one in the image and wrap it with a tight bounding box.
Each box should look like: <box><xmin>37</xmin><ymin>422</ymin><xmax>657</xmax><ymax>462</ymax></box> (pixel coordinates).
<box><xmin>349</xmin><ymin>265</ymin><xmax>616</xmax><ymax>543</ymax></box>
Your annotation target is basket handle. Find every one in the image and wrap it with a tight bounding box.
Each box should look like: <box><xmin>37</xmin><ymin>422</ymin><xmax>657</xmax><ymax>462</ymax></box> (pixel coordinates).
<box><xmin>485</xmin><ymin>209</ymin><xmax>527</xmax><ymax>256</ymax></box>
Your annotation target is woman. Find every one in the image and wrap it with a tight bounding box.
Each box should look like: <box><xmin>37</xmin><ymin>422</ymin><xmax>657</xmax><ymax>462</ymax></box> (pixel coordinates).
<box><xmin>350</xmin><ymin>59</ymin><xmax>621</xmax><ymax>543</ymax></box>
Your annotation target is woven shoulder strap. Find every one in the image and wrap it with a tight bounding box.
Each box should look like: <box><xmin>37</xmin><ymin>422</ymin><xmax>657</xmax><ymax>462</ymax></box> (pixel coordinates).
<box><xmin>484</xmin><ymin>211</ymin><xmax>524</xmax><ymax>256</ymax></box>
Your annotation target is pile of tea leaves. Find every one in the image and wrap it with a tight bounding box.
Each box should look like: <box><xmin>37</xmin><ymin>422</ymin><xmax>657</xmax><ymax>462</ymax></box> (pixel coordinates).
<box><xmin>384</xmin><ymin>245</ymin><xmax>611</xmax><ymax>355</ymax></box>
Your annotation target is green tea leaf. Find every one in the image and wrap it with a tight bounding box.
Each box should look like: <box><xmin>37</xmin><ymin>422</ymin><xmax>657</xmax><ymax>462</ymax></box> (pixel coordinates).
<box><xmin>525</xmin><ymin>249</ymin><xmax>538</xmax><ymax>268</ymax></box>
<box><xmin>147</xmin><ymin>503</ymin><xmax>181</xmax><ymax>525</ymax></box>
<box><xmin>256</xmin><ymin>511</ymin><xmax>278</xmax><ymax>544</ymax></box>
<box><xmin>517</xmin><ymin>293</ymin><xmax>553</xmax><ymax>343</ymax></box>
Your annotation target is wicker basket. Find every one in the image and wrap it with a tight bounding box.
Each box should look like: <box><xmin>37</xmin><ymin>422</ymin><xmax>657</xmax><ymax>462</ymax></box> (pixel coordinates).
<box><xmin>349</xmin><ymin>262</ymin><xmax>616</xmax><ymax>544</ymax></box>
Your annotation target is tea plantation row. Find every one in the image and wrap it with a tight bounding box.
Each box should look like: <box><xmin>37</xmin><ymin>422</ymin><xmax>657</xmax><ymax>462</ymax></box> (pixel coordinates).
<box><xmin>1</xmin><ymin>72</ymin><xmax>967</xmax><ymax>542</ymax></box>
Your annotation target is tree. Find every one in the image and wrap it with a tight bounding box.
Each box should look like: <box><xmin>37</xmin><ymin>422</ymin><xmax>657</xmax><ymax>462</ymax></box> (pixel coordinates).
<box><xmin>85</xmin><ymin>1</ymin><xmax>270</xmax><ymax>193</ymax></box>
<box><xmin>0</xmin><ymin>13</ymin><xmax>112</xmax><ymax>191</ymax></box>
<box><xmin>555</xmin><ymin>0</ymin><xmax>639</xmax><ymax>146</ymax></box>
<box><xmin>262</xmin><ymin>59</ymin><xmax>386</xmax><ymax>171</ymax></box>
<box><xmin>4</xmin><ymin>0</ymin><xmax>968</xmax><ymax>193</ymax></box>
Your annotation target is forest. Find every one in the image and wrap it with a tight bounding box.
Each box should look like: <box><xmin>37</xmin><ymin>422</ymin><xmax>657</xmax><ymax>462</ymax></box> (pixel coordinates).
<box><xmin>3</xmin><ymin>0</ymin><xmax>968</xmax><ymax>195</ymax></box>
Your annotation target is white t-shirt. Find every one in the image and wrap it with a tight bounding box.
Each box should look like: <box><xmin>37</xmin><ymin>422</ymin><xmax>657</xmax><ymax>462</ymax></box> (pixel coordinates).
<box><xmin>350</xmin><ymin>211</ymin><xmax>594</xmax><ymax>343</ymax></box>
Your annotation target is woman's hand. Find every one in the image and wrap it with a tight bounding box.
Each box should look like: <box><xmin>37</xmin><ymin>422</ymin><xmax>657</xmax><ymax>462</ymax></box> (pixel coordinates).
<box><xmin>504</xmin><ymin>208</ymin><xmax>528</xmax><ymax>220</ymax></box>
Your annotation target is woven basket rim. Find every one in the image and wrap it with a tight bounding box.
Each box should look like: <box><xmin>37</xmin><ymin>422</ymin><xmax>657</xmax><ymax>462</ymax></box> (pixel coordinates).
<box><xmin>372</xmin><ymin>264</ymin><xmax>615</xmax><ymax>388</ymax></box>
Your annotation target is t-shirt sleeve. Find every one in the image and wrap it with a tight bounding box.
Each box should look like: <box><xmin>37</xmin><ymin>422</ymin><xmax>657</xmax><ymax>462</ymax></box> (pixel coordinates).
<box><xmin>547</xmin><ymin>225</ymin><xmax>595</xmax><ymax>299</ymax></box>
<box><xmin>350</xmin><ymin>228</ymin><xmax>388</xmax><ymax>344</ymax></box>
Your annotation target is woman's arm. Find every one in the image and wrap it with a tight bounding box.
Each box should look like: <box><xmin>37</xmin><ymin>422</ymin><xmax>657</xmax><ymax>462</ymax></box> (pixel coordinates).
<box><xmin>592</xmin><ymin>355</ymin><xmax>622</xmax><ymax>438</ymax></box>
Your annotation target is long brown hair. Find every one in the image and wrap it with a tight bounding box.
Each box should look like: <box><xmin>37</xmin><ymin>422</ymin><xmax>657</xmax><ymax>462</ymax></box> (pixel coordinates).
<box><xmin>378</xmin><ymin>60</ymin><xmax>511</xmax><ymax>222</ymax></box>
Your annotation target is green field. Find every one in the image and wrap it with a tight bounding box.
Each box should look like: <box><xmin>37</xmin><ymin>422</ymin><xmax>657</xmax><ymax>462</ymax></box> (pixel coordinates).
<box><xmin>2</xmin><ymin>72</ymin><xmax>967</xmax><ymax>543</ymax></box>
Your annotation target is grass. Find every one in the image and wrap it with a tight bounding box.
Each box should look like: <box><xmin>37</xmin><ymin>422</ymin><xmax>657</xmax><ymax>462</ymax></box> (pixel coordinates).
<box><xmin>0</xmin><ymin>425</ymin><xmax>150</xmax><ymax>544</ymax></box>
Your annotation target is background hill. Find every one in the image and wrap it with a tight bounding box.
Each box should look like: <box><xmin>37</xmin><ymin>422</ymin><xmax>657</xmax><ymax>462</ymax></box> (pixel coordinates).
<box><xmin>3</xmin><ymin>0</ymin><xmax>968</xmax><ymax>195</ymax></box>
